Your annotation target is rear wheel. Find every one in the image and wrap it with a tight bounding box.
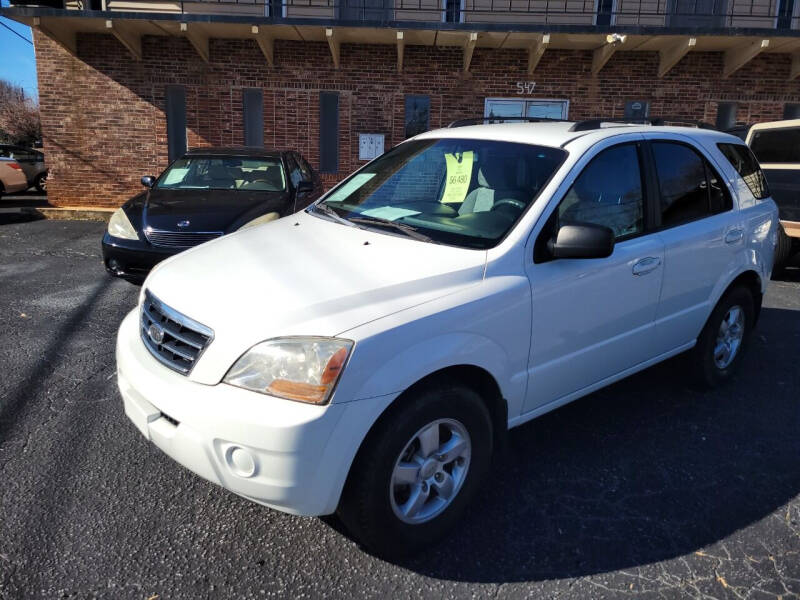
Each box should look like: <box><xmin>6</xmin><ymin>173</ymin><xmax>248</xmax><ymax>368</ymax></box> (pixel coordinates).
<box><xmin>34</xmin><ymin>172</ymin><xmax>47</xmax><ymax>193</ymax></box>
<box><xmin>338</xmin><ymin>382</ymin><xmax>493</xmax><ymax>558</ymax></box>
<box><xmin>690</xmin><ymin>286</ymin><xmax>754</xmax><ymax>388</ymax></box>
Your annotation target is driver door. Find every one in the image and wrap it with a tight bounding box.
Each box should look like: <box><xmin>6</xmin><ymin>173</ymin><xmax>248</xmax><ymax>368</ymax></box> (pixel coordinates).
<box><xmin>523</xmin><ymin>139</ymin><xmax>665</xmax><ymax>414</ymax></box>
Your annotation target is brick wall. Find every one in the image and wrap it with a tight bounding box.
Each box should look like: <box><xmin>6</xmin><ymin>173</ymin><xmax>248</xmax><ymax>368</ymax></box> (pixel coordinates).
<box><xmin>33</xmin><ymin>30</ymin><xmax>800</xmax><ymax>208</ymax></box>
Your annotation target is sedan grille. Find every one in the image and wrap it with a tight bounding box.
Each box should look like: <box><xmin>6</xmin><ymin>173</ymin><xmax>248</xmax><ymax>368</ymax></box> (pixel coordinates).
<box><xmin>144</xmin><ymin>228</ymin><xmax>223</xmax><ymax>248</ymax></box>
<box><xmin>140</xmin><ymin>290</ymin><xmax>213</xmax><ymax>374</ymax></box>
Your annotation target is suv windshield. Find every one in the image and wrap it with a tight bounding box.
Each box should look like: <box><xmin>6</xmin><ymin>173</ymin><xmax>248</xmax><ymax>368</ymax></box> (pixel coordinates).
<box><xmin>157</xmin><ymin>157</ymin><xmax>286</xmax><ymax>191</ymax></box>
<box><xmin>313</xmin><ymin>138</ymin><xmax>566</xmax><ymax>249</ymax></box>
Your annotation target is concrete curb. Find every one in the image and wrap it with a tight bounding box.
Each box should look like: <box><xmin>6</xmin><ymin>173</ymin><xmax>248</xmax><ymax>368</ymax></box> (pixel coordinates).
<box><xmin>20</xmin><ymin>207</ymin><xmax>115</xmax><ymax>223</ymax></box>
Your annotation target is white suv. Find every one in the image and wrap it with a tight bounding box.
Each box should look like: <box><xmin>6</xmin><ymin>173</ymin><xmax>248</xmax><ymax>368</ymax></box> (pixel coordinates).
<box><xmin>117</xmin><ymin>121</ymin><xmax>778</xmax><ymax>556</ymax></box>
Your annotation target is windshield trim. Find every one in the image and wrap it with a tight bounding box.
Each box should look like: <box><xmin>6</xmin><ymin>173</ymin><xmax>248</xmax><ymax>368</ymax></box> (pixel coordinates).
<box><xmin>307</xmin><ymin>138</ymin><xmax>568</xmax><ymax>250</ymax></box>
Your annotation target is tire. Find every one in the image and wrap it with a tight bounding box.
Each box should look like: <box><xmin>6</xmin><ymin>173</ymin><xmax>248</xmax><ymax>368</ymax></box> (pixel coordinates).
<box><xmin>34</xmin><ymin>173</ymin><xmax>47</xmax><ymax>193</ymax></box>
<box><xmin>690</xmin><ymin>285</ymin><xmax>755</xmax><ymax>389</ymax></box>
<box><xmin>337</xmin><ymin>382</ymin><xmax>493</xmax><ymax>558</ymax></box>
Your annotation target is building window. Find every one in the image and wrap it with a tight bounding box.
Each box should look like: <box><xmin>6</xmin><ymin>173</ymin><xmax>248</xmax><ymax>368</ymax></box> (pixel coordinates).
<box><xmin>783</xmin><ymin>103</ymin><xmax>800</xmax><ymax>119</ymax></box>
<box><xmin>165</xmin><ymin>85</ymin><xmax>187</xmax><ymax>163</ymax></box>
<box><xmin>319</xmin><ymin>92</ymin><xmax>339</xmax><ymax>174</ymax></box>
<box><xmin>443</xmin><ymin>0</ymin><xmax>461</xmax><ymax>23</ymax></box>
<box><xmin>667</xmin><ymin>0</ymin><xmax>728</xmax><ymax>28</ymax></box>
<box><xmin>777</xmin><ymin>0</ymin><xmax>796</xmax><ymax>29</ymax></box>
<box><xmin>595</xmin><ymin>0</ymin><xmax>615</xmax><ymax>26</ymax></box>
<box><xmin>405</xmin><ymin>95</ymin><xmax>430</xmax><ymax>139</ymax></box>
<box><xmin>624</xmin><ymin>100</ymin><xmax>650</xmax><ymax>120</ymax></box>
<box><xmin>243</xmin><ymin>89</ymin><xmax>264</xmax><ymax>147</ymax></box>
<box><xmin>715</xmin><ymin>102</ymin><xmax>737</xmax><ymax>130</ymax></box>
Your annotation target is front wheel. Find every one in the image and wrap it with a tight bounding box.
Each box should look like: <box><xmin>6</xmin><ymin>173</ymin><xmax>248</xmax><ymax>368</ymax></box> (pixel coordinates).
<box><xmin>690</xmin><ymin>286</ymin><xmax>754</xmax><ymax>388</ymax></box>
<box><xmin>337</xmin><ymin>383</ymin><xmax>493</xmax><ymax>558</ymax></box>
<box><xmin>34</xmin><ymin>173</ymin><xmax>47</xmax><ymax>193</ymax></box>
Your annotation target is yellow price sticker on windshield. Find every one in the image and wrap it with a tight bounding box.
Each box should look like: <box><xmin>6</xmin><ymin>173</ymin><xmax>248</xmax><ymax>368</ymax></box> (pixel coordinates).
<box><xmin>441</xmin><ymin>151</ymin><xmax>474</xmax><ymax>204</ymax></box>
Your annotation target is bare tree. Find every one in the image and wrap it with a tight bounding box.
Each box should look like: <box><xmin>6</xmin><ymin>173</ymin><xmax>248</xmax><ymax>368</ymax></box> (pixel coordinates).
<box><xmin>0</xmin><ymin>79</ymin><xmax>41</xmax><ymax>147</ymax></box>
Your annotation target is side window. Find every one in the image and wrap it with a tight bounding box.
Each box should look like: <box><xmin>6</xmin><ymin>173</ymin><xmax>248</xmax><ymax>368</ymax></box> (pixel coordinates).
<box><xmin>557</xmin><ymin>143</ymin><xmax>644</xmax><ymax>240</ymax></box>
<box><xmin>293</xmin><ymin>153</ymin><xmax>313</xmax><ymax>182</ymax></box>
<box><xmin>749</xmin><ymin>128</ymin><xmax>800</xmax><ymax>164</ymax></box>
<box><xmin>285</xmin><ymin>155</ymin><xmax>303</xmax><ymax>188</ymax></box>
<box><xmin>718</xmin><ymin>143</ymin><xmax>770</xmax><ymax>200</ymax></box>
<box><xmin>651</xmin><ymin>142</ymin><xmax>731</xmax><ymax>228</ymax></box>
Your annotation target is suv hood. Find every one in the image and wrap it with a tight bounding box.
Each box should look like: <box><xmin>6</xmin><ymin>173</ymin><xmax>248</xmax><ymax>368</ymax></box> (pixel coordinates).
<box><xmin>144</xmin><ymin>211</ymin><xmax>487</xmax><ymax>384</ymax></box>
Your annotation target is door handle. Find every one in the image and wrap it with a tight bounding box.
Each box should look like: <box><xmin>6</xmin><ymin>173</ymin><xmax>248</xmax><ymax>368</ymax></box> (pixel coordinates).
<box><xmin>725</xmin><ymin>228</ymin><xmax>745</xmax><ymax>244</ymax></box>
<box><xmin>632</xmin><ymin>256</ymin><xmax>661</xmax><ymax>276</ymax></box>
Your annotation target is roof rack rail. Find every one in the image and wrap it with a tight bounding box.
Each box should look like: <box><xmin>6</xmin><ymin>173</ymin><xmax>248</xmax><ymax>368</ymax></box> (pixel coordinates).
<box><xmin>569</xmin><ymin>117</ymin><xmax>716</xmax><ymax>132</ymax></box>
<box><xmin>447</xmin><ymin>116</ymin><xmax>567</xmax><ymax>128</ymax></box>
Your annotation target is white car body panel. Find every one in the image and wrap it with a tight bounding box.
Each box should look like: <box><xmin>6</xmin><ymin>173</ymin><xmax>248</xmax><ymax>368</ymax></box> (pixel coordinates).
<box><xmin>117</xmin><ymin>121</ymin><xmax>779</xmax><ymax>517</ymax></box>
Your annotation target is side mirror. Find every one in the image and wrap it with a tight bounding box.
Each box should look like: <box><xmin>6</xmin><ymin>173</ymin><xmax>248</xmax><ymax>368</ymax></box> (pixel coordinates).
<box><xmin>548</xmin><ymin>223</ymin><xmax>614</xmax><ymax>259</ymax></box>
<box><xmin>296</xmin><ymin>180</ymin><xmax>314</xmax><ymax>195</ymax></box>
<box><xmin>141</xmin><ymin>175</ymin><xmax>155</xmax><ymax>188</ymax></box>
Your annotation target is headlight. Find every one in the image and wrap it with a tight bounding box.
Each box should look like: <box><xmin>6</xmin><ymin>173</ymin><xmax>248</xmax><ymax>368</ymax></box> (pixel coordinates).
<box><xmin>224</xmin><ymin>337</ymin><xmax>353</xmax><ymax>405</ymax></box>
<box><xmin>108</xmin><ymin>208</ymin><xmax>138</xmax><ymax>240</ymax></box>
<box><xmin>239</xmin><ymin>212</ymin><xmax>280</xmax><ymax>230</ymax></box>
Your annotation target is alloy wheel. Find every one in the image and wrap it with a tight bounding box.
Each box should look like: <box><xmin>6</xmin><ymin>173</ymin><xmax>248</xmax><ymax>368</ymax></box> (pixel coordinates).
<box><xmin>714</xmin><ymin>305</ymin><xmax>744</xmax><ymax>369</ymax></box>
<box><xmin>389</xmin><ymin>418</ymin><xmax>471</xmax><ymax>524</ymax></box>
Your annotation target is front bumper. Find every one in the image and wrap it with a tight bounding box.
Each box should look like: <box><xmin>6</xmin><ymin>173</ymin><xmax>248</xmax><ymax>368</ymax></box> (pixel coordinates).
<box><xmin>102</xmin><ymin>233</ymin><xmax>177</xmax><ymax>280</ymax></box>
<box><xmin>116</xmin><ymin>309</ymin><xmax>395</xmax><ymax>516</ymax></box>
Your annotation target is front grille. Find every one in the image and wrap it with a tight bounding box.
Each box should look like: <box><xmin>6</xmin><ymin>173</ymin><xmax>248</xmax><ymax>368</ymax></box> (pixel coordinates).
<box><xmin>140</xmin><ymin>290</ymin><xmax>213</xmax><ymax>374</ymax></box>
<box><xmin>144</xmin><ymin>228</ymin><xmax>223</xmax><ymax>248</ymax></box>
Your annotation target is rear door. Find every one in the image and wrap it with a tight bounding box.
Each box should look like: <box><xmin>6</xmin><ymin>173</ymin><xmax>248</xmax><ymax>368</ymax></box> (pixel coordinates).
<box><xmin>642</xmin><ymin>134</ymin><xmax>740</xmax><ymax>353</ymax></box>
<box><xmin>524</xmin><ymin>137</ymin><xmax>666</xmax><ymax>413</ymax></box>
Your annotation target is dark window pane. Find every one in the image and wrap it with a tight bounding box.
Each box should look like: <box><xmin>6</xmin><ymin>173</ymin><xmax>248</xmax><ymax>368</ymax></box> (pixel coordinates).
<box><xmin>750</xmin><ymin>128</ymin><xmax>800</xmax><ymax>164</ymax></box>
<box><xmin>783</xmin><ymin>103</ymin><xmax>800</xmax><ymax>119</ymax></box>
<box><xmin>624</xmin><ymin>100</ymin><xmax>649</xmax><ymax>120</ymax></box>
<box><xmin>243</xmin><ymin>88</ymin><xmax>264</xmax><ymax>148</ymax></box>
<box><xmin>404</xmin><ymin>95</ymin><xmax>430</xmax><ymax>139</ymax></box>
<box><xmin>707</xmin><ymin>163</ymin><xmax>732</xmax><ymax>214</ymax></box>
<box><xmin>558</xmin><ymin>144</ymin><xmax>644</xmax><ymax>239</ymax></box>
<box><xmin>716</xmin><ymin>102</ymin><xmax>737</xmax><ymax>130</ymax></box>
<box><xmin>652</xmin><ymin>142</ymin><xmax>710</xmax><ymax>226</ymax></box>
<box><xmin>166</xmin><ymin>85</ymin><xmax>187</xmax><ymax>163</ymax></box>
<box><xmin>320</xmin><ymin>92</ymin><xmax>339</xmax><ymax>174</ymax></box>
<box><xmin>444</xmin><ymin>0</ymin><xmax>460</xmax><ymax>22</ymax></box>
<box><xmin>718</xmin><ymin>143</ymin><xmax>770</xmax><ymax>199</ymax></box>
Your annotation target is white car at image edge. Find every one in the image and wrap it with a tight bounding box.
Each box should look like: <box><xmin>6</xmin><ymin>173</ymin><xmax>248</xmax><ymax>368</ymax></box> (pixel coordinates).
<box><xmin>117</xmin><ymin>120</ymin><xmax>778</xmax><ymax>556</ymax></box>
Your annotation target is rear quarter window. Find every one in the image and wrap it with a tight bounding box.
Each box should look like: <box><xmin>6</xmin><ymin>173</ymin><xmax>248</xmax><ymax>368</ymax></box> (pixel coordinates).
<box><xmin>718</xmin><ymin>143</ymin><xmax>770</xmax><ymax>200</ymax></box>
<box><xmin>749</xmin><ymin>128</ymin><xmax>800</xmax><ymax>164</ymax></box>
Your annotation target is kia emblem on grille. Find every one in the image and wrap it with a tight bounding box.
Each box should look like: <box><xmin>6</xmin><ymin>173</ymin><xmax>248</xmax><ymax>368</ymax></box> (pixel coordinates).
<box><xmin>177</xmin><ymin>220</ymin><xmax>190</xmax><ymax>228</ymax></box>
<box><xmin>148</xmin><ymin>323</ymin><xmax>165</xmax><ymax>345</ymax></box>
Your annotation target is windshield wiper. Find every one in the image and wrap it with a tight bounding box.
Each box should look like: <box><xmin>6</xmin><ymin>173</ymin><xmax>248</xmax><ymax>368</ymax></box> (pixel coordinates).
<box><xmin>308</xmin><ymin>202</ymin><xmax>356</xmax><ymax>227</ymax></box>
<box><xmin>348</xmin><ymin>216</ymin><xmax>434</xmax><ymax>243</ymax></box>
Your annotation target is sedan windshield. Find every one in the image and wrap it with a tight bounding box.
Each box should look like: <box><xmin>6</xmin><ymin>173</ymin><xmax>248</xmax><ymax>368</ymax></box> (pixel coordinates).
<box><xmin>157</xmin><ymin>157</ymin><xmax>286</xmax><ymax>191</ymax></box>
<box><xmin>313</xmin><ymin>139</ymin><xmax>566</xmax><ymax>249</ymax></box>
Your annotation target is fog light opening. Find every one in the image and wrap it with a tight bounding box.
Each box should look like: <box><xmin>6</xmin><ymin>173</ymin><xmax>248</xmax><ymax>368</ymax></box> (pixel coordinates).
<box><xmin>225</xmin><ymin>445</ymin><xmax>257</xmax><ymax>478</ymax></box>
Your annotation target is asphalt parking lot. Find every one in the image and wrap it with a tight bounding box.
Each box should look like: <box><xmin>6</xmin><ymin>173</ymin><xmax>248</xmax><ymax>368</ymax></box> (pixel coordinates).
<box><xmin>1</xmin><ymin>217</ymin><xmax>799</xmax><ymax>600</ymax></box>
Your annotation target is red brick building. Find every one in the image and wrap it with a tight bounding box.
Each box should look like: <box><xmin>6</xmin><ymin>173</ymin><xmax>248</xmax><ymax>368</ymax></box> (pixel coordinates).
<box><xmin>3</xmin><ymin>0</ymin><xmax>800</xmax><ymax>207</ymax></box>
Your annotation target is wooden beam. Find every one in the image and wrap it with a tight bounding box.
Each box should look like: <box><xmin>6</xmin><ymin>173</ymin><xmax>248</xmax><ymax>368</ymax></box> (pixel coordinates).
<box><xmin>396</xmin><ymin>31</ymin><xmax>405</xmax><ymax>72</ymax></box>
<box><xmin>180</xmin><ymin>22</ymin><xmax>209</xmax><ymax>62</ymax></box>
<box><xmin>32</xmin><ymin>17</ymin><xmax>76</xmax><ymax>56</ymax></box>
<box><xmin>592</xmin><ymin>35</ymin><xmax>626</xmax><ymax>76</ymax></box>
<box><xmin>658</xmin><ymin>36</ymin><xmax>696</xmax><ymax>77</ymax></box>
<box><xmin>723</xmin><ymin>38</ymin><xmax>769</xmax><ymax>78</ymax></box>
<box><xmin>251</xmin><ymin>26</ymin><xmax>274</xmax><ymax>67</ymax></box>
<box><xmin>326</xmin><ymin>28</ymin><xmax>340</xmax><ymax>69</ymax></box>
<box><xmin>105</xmin><ymin>19</ymin><xmax>141</xmax><ymax>61</ymax></box>
<box><xmin>527</xmin><ymin>33</ymin><xmax>550</xmax><ymax>76</ymax></box>
<box><xmin>789</xmin><ymin>51</ymin><xmax>800</xmax><ymax>80</ymax></box>
<box><xmin>463</xmin><ymin>32</ymin><xmax>478</xmax><ymax>73</ymax></box>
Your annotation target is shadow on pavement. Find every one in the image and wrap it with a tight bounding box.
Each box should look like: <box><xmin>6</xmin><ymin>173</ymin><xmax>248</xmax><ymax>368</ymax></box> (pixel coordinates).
<box><xmin>381</xmin><ymin>306</ymin><xmax>800</xmax><ymax>583</ymax></box>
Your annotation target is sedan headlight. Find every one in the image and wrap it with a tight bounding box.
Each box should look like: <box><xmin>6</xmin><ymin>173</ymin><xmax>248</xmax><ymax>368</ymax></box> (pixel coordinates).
<box><xmin>224</xmin><ymin>337</ymin><xmax>353</xmax><ymax>405</ymax></box>
<box><xmin>108</xmin><ymin>208</ymin><xmax>138</xmax><ymax>240</ymax></box>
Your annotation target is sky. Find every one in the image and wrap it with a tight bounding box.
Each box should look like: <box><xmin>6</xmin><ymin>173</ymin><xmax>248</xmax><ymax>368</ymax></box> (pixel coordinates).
<box><xmin>0</xmin><ymin>0</ymin><xmax>38</xmax><ymax>99</ymax></box>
